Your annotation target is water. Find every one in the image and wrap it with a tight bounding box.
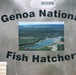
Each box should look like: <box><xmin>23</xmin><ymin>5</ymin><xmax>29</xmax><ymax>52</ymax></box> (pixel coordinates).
<box><xmin>29</xmin><ymin>36</ymin><xmax>62</xmax><ymax>49</ymax></box>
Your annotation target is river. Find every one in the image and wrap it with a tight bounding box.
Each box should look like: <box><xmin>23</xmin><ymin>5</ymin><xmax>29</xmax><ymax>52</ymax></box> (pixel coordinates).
<box><xmin>28</xmin><ymin>36</ymin><xmax>63</xmax><ymax>49</ymax></box>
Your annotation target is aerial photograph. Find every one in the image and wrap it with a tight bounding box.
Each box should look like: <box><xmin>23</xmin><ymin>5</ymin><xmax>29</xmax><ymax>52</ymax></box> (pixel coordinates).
<box><xmin>18</xmin><ymin>22</ymin><xmax>64</xmax><ymax>51</ymax></box>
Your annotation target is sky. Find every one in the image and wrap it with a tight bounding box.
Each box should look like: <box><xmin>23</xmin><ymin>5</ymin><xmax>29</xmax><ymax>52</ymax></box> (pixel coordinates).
<box><xmin>18</xmin><ymin>22</ymin><xmax>64</xmax><ymax>26</ymax></box>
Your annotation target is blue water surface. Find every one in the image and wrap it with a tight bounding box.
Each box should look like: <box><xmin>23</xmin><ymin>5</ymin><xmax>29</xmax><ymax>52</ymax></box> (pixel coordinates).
<box><xmin>29</xmin><ymin>37</ymin><xmax>62</xmax><ymax>49</ymax></box>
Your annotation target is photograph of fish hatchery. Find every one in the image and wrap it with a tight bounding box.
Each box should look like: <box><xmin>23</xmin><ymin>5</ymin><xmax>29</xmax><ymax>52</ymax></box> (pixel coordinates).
<box><xmin>18</xmin><ymin>22</ymin><xmax>64</xmax><ymax>51</ymax></box>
